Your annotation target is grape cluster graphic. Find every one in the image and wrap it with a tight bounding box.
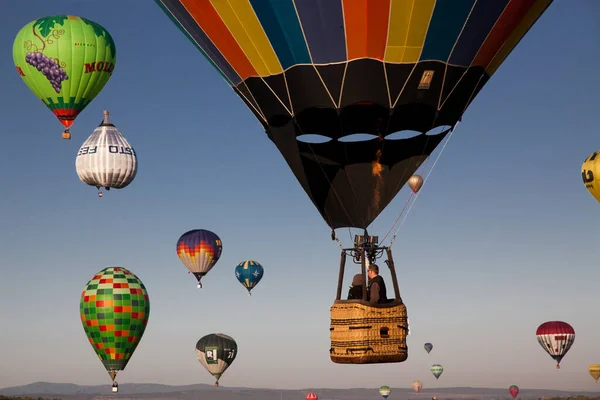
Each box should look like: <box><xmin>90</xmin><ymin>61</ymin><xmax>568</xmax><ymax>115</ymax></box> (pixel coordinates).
<box><xmin>25</xmin><ymin>51</ymin><xmax>68</xmax><ymax>93</ymax></box>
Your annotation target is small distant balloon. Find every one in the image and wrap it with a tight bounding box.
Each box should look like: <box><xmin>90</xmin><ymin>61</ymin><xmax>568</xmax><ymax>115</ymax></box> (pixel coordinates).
<box><xmin>176</xmin><ymin>229</ymin><xmax>222</xmax><ymax>288</ymax></box>
<box><xmin>234</xmin><ymin>260</ymin><xmax>264</xmax><ymax>296</ymax></box>
<box><xmin>509</xmin><ymin>385</ymin><xmax>519</xmax><ymax>399</ymax></box>
<box><xmin>589</xmin><ymin>364</ymin><xmax>600</xmax><ymax>383</ymax></box>
<box><xmin>424</xmin><ymin>342</ymin><xmax>433</xmax><ymax>353</ymax></box>
<box><xmin>582</xmin><ymin>151</ymin><xmax>600</xmax><ymax>204</ymax></box>
<box><xmin>431</xmin><ymin>364</ymin><xmax>443</xmax><ymax>379</ymax></box>
<box><xmin>306</xmin><ymin>393</ymin><xmax>318</xmax><ymax>400</ymax></box>
<box><xmin>379</xmin><ymin>385</ymin><xmax>391</xmax><ymax>398</ymax></box>
<box><xmin>75</xmin><ymin>110</ymin><xmax>137</xmax><ymax>197</ymax></box>
<box><xmin>195</xmin><ymin>333</ymin><xmax>237</xmax><ymax>387</ymax></box>
<box><xmin>412</xmin><ymin>380</ymin><xmax>423</xmax><ymax>394</ymax></box>
<box><xmin>536</xmin><ymin>321</ymin><xmax>575</xmax><ymax>368</ymax></box>
<box><xmin>408</xmin><ymin>174</ymin><xmax>424</xmax><ymax>193</ymax></box>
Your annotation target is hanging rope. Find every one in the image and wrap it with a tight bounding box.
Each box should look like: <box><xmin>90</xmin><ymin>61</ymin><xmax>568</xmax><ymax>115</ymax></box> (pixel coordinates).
<box><xmin>388</xmin><ymin>123</ymin><xmax>459</xmax><ymax>247</ymax></box>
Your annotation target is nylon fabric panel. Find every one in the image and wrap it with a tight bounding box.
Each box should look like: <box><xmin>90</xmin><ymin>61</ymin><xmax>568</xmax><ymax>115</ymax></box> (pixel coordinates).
<box><xmin>485</xmin><ymin>0</ymin><xmax>552</xmax><ymax>75</ymax></box>
<box><xmin>385</xmin><ymin>0</ymin><xmax>436</xmax><ymax>63</ymax></box>
<box><xmin>209</xmin><ymin>0</ymin><xmax>282</xmax><ymax>75</ymax></box>
<box><xmin>181</xmin><ymin>0</ymin><xmax>258</xmax><ymax>80</ymax></box>
<box><xmin>249</xmin><ymin>0</ymin><xmax>311</xmax><ymax>69</ymax></box>
<box><xmin>155</xmin><ymin>0</ymin><xmax>240</xmax><ymax>85</ymax></box>
<box><xmin>448</xmin><ymin>0</ymin><xmax>511</xmax><ymax>66</ymax></box>
<box><xmin>419</xmin><ymin>0</ymin><xmax>475</xmax><ymax>61</ymax></box>
<box><xmin>294</xmin><ymin>0</ymin><xmax>347</xmax><ymax>63</ymax></box>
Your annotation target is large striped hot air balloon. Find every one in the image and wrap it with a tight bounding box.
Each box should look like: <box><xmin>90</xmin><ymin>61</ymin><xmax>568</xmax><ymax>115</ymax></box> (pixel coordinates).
<box><xmin>536</xmin><ymin>321</ymin><xmax>575</xmax><ymax>368</ymax></box>
<box><xmin>176</xmin><ymin>229</ymin><xmax>223</xmax><ymax>288</ymax></box>
<box><xmin>80</xmin><ymin>267</ymin><xmax>150</xmax><ymax>392</ymax></box>
<box><xmin>195</xmin><ymin>333</ymin><xmax>237</xmax><ymax>387</ymax></box>
<box><xmin>154</xmin><ymin>0</ymin><xmax>555</xmax><ymax>232</ymax></box>
<box><xmin>75</xmin><ymin>110</ymin><xmax>137</xmax><ymax>197</ymax></box>
<box><xmin>13</xmin><ymin>15</ymin><xmax>116</xmax><ymax>140</ymax></box>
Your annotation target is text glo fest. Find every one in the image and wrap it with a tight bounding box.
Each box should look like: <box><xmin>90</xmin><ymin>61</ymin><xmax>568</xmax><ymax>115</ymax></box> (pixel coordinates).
<box><xmin>16</xmin><ymin>61</ymin><xmax>114</xmax><ymax>77</ymax></box>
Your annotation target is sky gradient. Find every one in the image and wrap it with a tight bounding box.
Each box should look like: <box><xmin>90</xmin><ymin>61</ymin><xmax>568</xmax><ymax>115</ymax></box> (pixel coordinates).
<box><xmin>1</xmin><ymin>0</ymin><xmax>600</xmax><ymax>393</ymax></box>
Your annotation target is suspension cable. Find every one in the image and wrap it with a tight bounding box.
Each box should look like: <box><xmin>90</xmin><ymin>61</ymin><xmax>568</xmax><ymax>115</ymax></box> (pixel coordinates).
<box><xmin>388</xmin><ymin>122</ymin><xmax>459</xmax><ymax>247</ymax></box>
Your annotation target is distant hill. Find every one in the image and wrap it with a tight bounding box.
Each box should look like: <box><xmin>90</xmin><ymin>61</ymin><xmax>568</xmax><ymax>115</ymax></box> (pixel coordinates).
<box><xmin>1</xmin><ymin>382</ymin><xmax>600</xmax><ymax>400</ymax></box>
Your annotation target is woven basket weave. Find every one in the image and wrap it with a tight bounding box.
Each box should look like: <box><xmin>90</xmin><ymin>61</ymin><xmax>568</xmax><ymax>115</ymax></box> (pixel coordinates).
<box><xmin>330</xmin><ymin>299</ymin><xmax>408</xmax><ymax>364</ymax></box>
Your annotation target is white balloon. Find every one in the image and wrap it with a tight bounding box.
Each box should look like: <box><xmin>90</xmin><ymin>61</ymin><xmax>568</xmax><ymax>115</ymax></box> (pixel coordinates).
<box><xmin>75</xmin><ymin>110</ymin><xmax>137</xmax><ymax>196</ymax></box>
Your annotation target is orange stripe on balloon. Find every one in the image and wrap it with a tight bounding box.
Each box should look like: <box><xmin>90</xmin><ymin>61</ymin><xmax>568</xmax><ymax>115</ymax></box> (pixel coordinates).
<box><xmin>343</xmin><ymin>0</ymin><xmax>390</xmax><ymax>60</ymax></box>
<box><xmin>180</xmin><ymin>0</ymin><xmax>257</xmax><ymax>80</ymax></box>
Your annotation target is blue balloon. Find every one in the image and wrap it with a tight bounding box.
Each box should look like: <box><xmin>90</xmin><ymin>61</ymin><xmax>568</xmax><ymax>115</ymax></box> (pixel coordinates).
<box><xmin>424</xmin><ymin>342</ymin><xmax>433</xmax><ymax>354</ymax></box>
<box><xmin>235</xmin><ymin>260</ymin><xmax>264</xmax><ymax>296</ymax></box>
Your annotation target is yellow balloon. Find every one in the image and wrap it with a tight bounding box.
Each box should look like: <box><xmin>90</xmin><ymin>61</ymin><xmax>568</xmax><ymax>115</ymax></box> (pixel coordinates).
<box><xmin>582</xmin><ymin>151</ymin><xmax>600</xmax><ymax>203</ymax></box>
<box><xmin>589</xmin><ymin>364</ymin><xmax>600</xmax><ymax>383</ymax></box>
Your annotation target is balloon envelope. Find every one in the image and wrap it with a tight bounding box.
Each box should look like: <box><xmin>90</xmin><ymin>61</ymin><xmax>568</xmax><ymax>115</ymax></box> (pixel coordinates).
<box><xmin>75</xmin><ymin>110</ymin><xmax>137</xmax><ymax>196</ymax></box>
<box><xmin>379</xmin><ymin>385</ymin><xmax>391</xmax><ymax>398</ymax></box>
<box><xmin>154</xmin><ymin>0</ymin><xmax>554</xmax><ymax>230</ymax></box>
<box><xmin>176</xmin><ymin>229</ymin><xmax>223</xmax><ymax>287</ymax></box>
<box><xmin>235</xmin><ymin>260</ymin><xmax>264</xmax><ymax>295</ymax></box>
<box><xmin>589</xmin><ymin>364</ymin><xmax>600</xmax><ymax>382</ymax></box>
<box><xmin>195</xmin><ymin>333</ymin><xmax>237</xmax><ymax>386</ymax></box>
<box><xmin>13</xmin><ymin>15</ymin><xmax>116</xmax><ymax>138</ymax></box>
<box><xmin>536</xmin><ymin>321</ymin><xmax>575</xmax><ymax>368</ymax></box>
<box><xmin>424</xmin><ymin>342</ymin><xmax>433</xmax><ymax>353</ymax></box>
<box><xmin>408</xmin><ymin>175</ymin><xmax>424</xmax><ymax>193</ymax></box>
<box><xmin>80</xmin><ymin>267</ymin><xmax>150</xmax><ymax>383</ymax></box>
<box><xmin>582</xmin><ymin>151</ymin><xmax>600</xmax><ymax>203</ymax></box>
<box><xmin>306</xmin><ymin>394</ymin><xmax>318</xmax><ymax>400</ymax></box>
<box><xmin>431</xmin><ymin>364</ymin><xmax>443</xmax><ymax>379</ymax></box>
<box><xmin>509</xmin><ymin>385</ymin><xmax>519</xmax><ymax>399</ymax></box>
<box><xmin>412</xmin><ymin>380</ymin><xmax>423</xmax><ymax>393</ymax></box>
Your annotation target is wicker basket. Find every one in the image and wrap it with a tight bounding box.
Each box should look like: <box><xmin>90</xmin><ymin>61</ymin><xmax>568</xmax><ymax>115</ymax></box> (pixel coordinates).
<box><xmin>330</xmin><ymin>299</ymin><xmax>408</xmax><ymax>364</ymax></box>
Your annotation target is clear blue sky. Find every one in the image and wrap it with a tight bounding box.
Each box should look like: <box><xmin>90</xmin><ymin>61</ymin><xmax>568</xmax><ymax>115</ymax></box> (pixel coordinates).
<box><xmin>1</xmin><ymin>0</ymin><xmax>600</xmax><ymax>393</ymax></box>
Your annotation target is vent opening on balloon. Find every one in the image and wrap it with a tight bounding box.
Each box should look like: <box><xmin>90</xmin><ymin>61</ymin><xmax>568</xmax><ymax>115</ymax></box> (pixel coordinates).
<box><xmin>338</xmin><ymin>133</ymin><xmax>379</xmax><ymax>142</ymax></box>
<box><xmin>296</xmin><ymin>134</ymin><xmax>332</xmax><ymax>144</ymax></box>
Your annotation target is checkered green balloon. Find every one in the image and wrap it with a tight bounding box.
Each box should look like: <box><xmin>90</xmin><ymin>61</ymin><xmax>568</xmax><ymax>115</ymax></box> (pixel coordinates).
<box><xmin>80</xmin><ymin>267</ymin><xmax>150</xmax><ymax>381</ymax></box>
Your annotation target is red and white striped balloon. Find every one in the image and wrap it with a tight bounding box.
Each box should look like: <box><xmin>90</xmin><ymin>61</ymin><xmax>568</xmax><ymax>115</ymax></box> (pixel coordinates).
<box><xmin>536</xmin><ymin>321</ymin><xmax>575</xmax><ymax>368</ymax></box>
<box><xmin>306</xmin><ymin>393</ymin><xmax>318</xmax><ymax>400</ymax></box>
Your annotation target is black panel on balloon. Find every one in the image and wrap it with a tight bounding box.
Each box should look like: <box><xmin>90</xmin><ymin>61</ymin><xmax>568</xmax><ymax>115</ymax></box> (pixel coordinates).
<box><xmin>437</xmin><ymin>66</ymin><xmax>486</xmax><ymax>127</ymax></box>
<box><xmin>285</xmin><ymin>65</ymin><xmax>335</xmax><ymax>114</ymax></box>
<box><xmin>388</xmin><ymin>104</ymin><xmax>438</xmax><ymax>134</ymax></box>
<box><xmin>315</xmin><ymin>63</ymin><xmax>347</xmax><ymax>106</ymax></box>
<box><xmin>295</xmin><ymin>108</ymin><xmax>342</xmax><ymax>139</ymax></box>
<box><xmin>396</xmin><ymin>61</ymin><xmax>447</xmax><ymax>110</ymax></box>
<box><xmin>263</xmin><ymin>73</ymin><xmax>292</xmax><ymax>112</ymax></box>
<box><xmin>244</xmin><ymin>77</ymin><xmax>290</xmax><ymax>126</ymax></box>
<box><xmin>339</xmin><ymin>104</ymin><xmax>390</xmax><ymax>135</ymax></box>
<box><xmin>385</xmin><ymin>63</ymin><xmax>416</xmax><ymax>106</ymax></box>
<box><xmin>341</xmin><ymin>59</ymin><xmax>389</xmax><ymax>108</ymax></box>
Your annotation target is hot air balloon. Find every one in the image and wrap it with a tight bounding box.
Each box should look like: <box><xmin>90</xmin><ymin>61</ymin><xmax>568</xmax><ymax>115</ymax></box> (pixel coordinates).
<box><xmin>195</xmin><ymin>333</ymin><xmax>237</xmax><ymax>387</ymax></box>
<box><xmin>155</xmin><ymin>0</ymin><xmax>556</xmax><ymax>365</ymax></box>
<box><xmin>431</xmin><ymin>364</ymin><xmax>443</xmax><ymax>379</ymax></box>
<box><xmin>306</xmin><ymin>393</ymin><xmax>318</xmax><ymax>400</ymax></box>
<box><xmin>408</xmin><ymin>175</ymin><xmax>424</xmax><ymax>193</ymax></box>
<box><xmin>379</xmin><ymin>385</ymin><xmax>391</xmax><ymax>399</ymax></box>
<box><xmin>582</xmin><ymin>151</ymin><xmax>600</xmax><ymax>203</ymax></box>
<box><xmin>536</xmin><ymin>321</ymin><xmax>575</xmax><ymax>368</ymax></box>
<box><xmin>13</xmin><ymin>15</ymin><xmax>116</xmax><ymax>139</ymax></box>
<box><xmin>80</xmin><ymin>267</ymin><xmax>150</xmax><ymax>393</ymax></box>
<box><xmin>424</xmin><ymin>343</ymin><xmax>433</xmax><ymax>354</ymax></box>
<box><xmin>509</xmin><ymin>385</ymin><xmax>519</xmax><ymax>399</ymax></box>
<box><xmin>412</xmin><ymin>380</ymin><xmax>423</xmax><ymax>394</ymax></box>
<box><xmin>234</xmin><ymin>260</ymin><xmax>264</xmax><ymax>295</ymax></box>
<box><xmin>589</xmin><ymin>364</ymin><xmax>600</xmax><ymax>383</ymax></box>
<box><xmin>176</xmin><ymin>229</ymin><xmax>223</xmax><ymax>288</ymax></box>
<box><xmin>75</xmin><ymin>110</ymin><xmax>137</xmax><ymax>197</ymax></box>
